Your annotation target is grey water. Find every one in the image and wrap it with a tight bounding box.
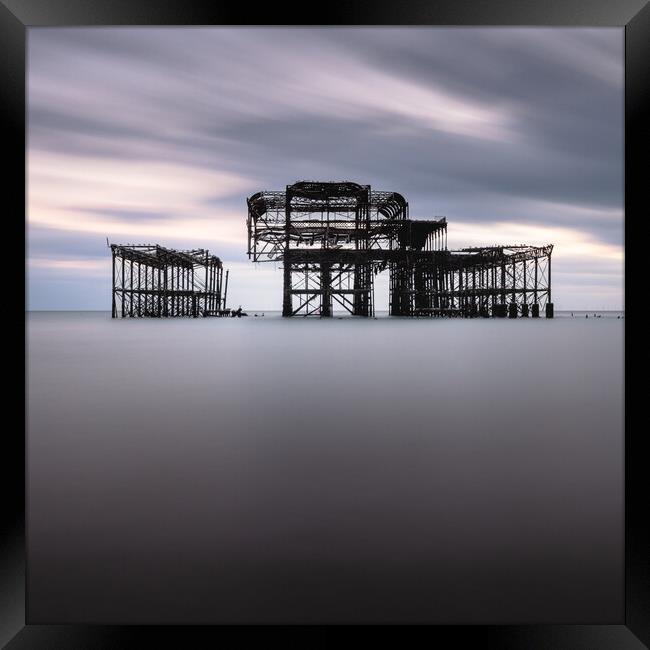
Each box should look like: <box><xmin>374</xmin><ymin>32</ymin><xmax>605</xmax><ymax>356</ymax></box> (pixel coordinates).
<box><xmin>27</xmin><ymin>311</ymin><xmax>624</xmax><ymax>623</ymax></box>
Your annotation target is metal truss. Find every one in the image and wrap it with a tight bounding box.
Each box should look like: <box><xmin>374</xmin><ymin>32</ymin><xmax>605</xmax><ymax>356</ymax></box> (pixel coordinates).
<box><xmin>111</xmin><ymin>244</ymin><xmax>229</xmax><ymax>318</ymax></box>
<box><xmin>397</xmin><ymin>245</ymin><xmax>554</xmax><ymax>317</ymax></box>
<box><xmin>246</xmin><ymin>181</ymin><xmax>553</xmax><ymax>318</ymax></box>
<box><xmin>282</xmin><ymin>255</ymin><xmax>375</xmax><ymax>317</ymax></box>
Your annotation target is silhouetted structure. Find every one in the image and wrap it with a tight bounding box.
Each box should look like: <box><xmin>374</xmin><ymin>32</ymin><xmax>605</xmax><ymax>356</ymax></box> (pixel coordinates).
<box><xmin>111</xmin><ymin>244</ymin><xmax>229</xmax><ymax>318</ymax></box>
<box><xmin>247</xmin><ymin>181</ymin><xmax>553</xmax><ymax>318</ymax></box>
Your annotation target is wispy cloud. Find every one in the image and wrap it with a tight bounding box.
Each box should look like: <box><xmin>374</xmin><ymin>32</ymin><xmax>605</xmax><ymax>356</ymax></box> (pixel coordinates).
<box><xmin>28</xmin><ymin>152</ymin><xmax>254</xmax><ymax>246</ymax></box>
<box><xmin>27</xmin><ymin>27</ymin><xmax>624</xmax><ymax>310</ymax></box>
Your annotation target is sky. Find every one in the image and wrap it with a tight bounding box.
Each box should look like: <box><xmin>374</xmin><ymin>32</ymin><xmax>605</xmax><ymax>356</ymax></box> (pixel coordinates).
<box><xmin>27</xmin><ymin>27</ymin><xmax>624</xmax><ymax>311</ymax></box>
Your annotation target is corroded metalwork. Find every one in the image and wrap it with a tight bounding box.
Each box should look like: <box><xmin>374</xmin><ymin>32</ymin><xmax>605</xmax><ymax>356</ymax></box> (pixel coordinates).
<box><xmin>247</xmin><ymin>181</ymin><xmax>553</xmax><ymax>318</ymax></box>
<box><xmin>111</xmin><ymin>244</ymin><xmax>228</xmax><ymax>318</ymax></box>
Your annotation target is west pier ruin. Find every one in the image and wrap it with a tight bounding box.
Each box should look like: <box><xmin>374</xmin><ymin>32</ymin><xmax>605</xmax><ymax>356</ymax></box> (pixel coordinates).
<box><xmin>247</xmin><ymin>181</ymin><xmax>553</xmax><ymax>318</ymax></box>
<box><xmin>110</xmin><ymin>244</ymin><xmax>229</xmax><ymax>318</ymax></box>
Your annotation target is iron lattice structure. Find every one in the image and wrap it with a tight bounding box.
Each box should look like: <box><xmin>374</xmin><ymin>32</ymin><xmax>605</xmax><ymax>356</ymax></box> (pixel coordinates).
<box><xmin>247</xmin><ymin>181</ymin><xmax>554</xmax><ymax>318</ymax></box>
<box><xmin>111</xmin><ymin>244</ymin><xmax>229</xmax><ymax>318</ymax></box>
<box><xmin>392</xmin><ymin>246</ymin><xmax>553</xmax><ymax>318</ymax></box>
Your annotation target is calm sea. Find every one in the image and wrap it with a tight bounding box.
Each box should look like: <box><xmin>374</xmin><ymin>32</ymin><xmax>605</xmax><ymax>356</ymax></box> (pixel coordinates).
<box><xmin>27</xmin><ymin>311</ymin><xmax>624</xmax><ymax>623</ymax></box>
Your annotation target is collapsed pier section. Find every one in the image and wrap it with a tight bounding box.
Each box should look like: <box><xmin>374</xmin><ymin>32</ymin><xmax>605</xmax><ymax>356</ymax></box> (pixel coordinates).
<box><xmin>111</xmin><ymin>244</ymin><xmax>229</xmax><ymax>318</ymax></box>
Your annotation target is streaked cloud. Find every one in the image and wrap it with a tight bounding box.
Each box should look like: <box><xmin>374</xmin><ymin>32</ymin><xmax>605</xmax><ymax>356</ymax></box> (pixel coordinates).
<box><xmin>29</xmin><ymin>257</ymin><xmax>107</xmax><ymax>274</ymax></box>
<box><xmin>27</xmin><ymin>27</ymin><xmax>624</xmax><ymax>310</ymax></box>
<box><xmin>28</xmin><ymin>152</ymin><xmax>254</xmax><ymax>245</ymax></box>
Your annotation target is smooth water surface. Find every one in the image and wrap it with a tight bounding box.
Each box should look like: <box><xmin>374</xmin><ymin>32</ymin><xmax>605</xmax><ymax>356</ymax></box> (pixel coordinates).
<box><xmin>27</xmin><ymin>312</ymin><xmax>624</xmax><ymax>623</ymax></box>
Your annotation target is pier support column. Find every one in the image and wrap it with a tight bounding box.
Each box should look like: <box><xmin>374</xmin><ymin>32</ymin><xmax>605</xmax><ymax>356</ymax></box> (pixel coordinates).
<box><xmin>390</xmin><ymin>261</ymin><xmax>412</xmax><ymax>316</ymax></box>
<box><xmin>353</xmin><ymin>264</ymin><xmax>371</xmax><ymax>317</ymax></box>
<box><xmin>546</xmin><ymin>303</ymin><xmax>554</xmax><ymax>319</ymax></box>
<box><xmin>282</xmin><ymin>261</ymin><xmax>292</xmax><ymax>317</ymax></box>
<box><xmin>111</xmin><ymin>249</ymin><xmax>117</xmax><ymax>318</ymax></box>
<box><xmin>413</xmin><ymin>263</ymin><xmax>428</xmax><ymax>314</ymax></box>
<box><xmin>321</xmin><ymin>263</ymin><xmax>332</xmax><ymax>318</ymax></box>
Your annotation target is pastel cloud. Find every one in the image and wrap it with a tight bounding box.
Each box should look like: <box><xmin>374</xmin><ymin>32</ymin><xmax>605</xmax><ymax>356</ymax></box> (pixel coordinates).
<box><xmin>27</xmin><ymin>27</ymin><xmax>624</xmax><ymax>310</ymax></box>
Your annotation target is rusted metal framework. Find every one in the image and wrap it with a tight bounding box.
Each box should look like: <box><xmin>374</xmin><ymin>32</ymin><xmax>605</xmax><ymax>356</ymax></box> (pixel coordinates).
<box><xmin>111</xmin><ymin>244</ymin><xmax>229</xmax><ymax>318</ymax></box>
<box><xmin>248</xmin><ymin>181</ymin><xmax>446</xmax><ymax>317</ymax></box>
<box><xmin>247</xmin><ymin>181</ymin><xmax>553</xmax><ymax>318</ymax></box>
<box><xmin>400</xmin><ymin>245</ymin><xmax>554</xmax><ymax>317</ymax></box>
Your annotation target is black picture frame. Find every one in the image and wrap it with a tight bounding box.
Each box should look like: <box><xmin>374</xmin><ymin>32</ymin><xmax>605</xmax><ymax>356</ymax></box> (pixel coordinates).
<box><xmin>4</xmin><ymin>0</ymin><xmax>647</xmax><ymax>646</ymax></box>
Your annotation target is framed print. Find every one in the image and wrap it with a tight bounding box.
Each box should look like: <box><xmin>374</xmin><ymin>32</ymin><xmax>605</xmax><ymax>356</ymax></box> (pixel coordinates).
<box><xmin>3</xmin><ymin>0</ymin><xmax>648</xmax><ymax>646</ymax></box>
